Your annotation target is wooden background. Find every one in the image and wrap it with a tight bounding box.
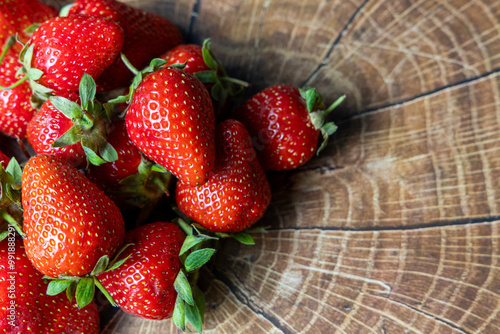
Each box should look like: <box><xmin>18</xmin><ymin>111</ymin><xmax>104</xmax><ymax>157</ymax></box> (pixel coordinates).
<box><xmin>7</xmin><ymin>0</ymin><xmax>500</xmax><ymax>333</ymax></box>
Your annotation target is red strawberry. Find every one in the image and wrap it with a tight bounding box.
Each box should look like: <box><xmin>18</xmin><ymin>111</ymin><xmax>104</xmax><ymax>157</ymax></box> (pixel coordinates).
<box><xmin>0</xmin><ymin>0</ymin><xmax>56</xmax><ymax>49</ymax></box>
<box><xmin>23</xmin><ymin>14</ymin><xmax>124</xmax><ymax>98</ymax></box>
<box><xmin>176</xmin><ymin>119</ymin><xmax>271</xmax><ymax>233</ymax></box>
<box><xmin>0</xmin><ymin>150</ymin><xmax>9</xmax><ymax>168</ymax></box>
<box><xmin>0</xmin><ymin>236</ymin><xmax>100</xmax><ymax>333</ymax></box>
<box><xmin>125</xmin><ymin>66</ymin><xmax>216</xmax><ymax>186</ymax></box>
<box><xmin>0</xmin><ymin>48</ymin><xmax>37</xmax><ymax>139</ymax></box>
<box><xmin>22</xmin><ymin>154</ymin><xmax>125</xmax><ymax>277</ymax></box>
<box><xmin>232</xmin><ymin>84</ymin><xmax>345</xmax><ymax>170</ymax></box>
<box><xmin>26</xmin><ymin>93</ymin><xmax>87</xmax><ymax>168</ymax></box>
<box><xmin>86</xmin><ymin>119</ymin><xmax>173</xmax><ymax>208</ymax></box>
<box><xmin>68</xmin><ymin>0</ymin><xmax>182</xmax><ymax>91</ymax></box>
<box><xmin>96</xmin><ymin>222</ymin><xmax>185</xmax><ymax>320</ymax></box>
<box><xmin>162</xmin><ymin>44</ymin><xmax>210</xmax><ymax>75</ymax></box>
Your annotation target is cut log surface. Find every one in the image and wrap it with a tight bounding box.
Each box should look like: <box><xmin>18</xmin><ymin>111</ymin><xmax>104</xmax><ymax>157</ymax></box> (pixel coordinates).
<box><xmin>7</xmin><ymin>0</ymin><xmax>500</xmax><ymax>333</ymax></box>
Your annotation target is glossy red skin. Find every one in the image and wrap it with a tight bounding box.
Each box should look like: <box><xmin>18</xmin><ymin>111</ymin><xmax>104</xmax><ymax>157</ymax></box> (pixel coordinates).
<box><xmin>97</xmin><ymin>222</ymin><xmax>185</xmax><ymax>320</ymax></box>
<box><xmin>0</xmin><ymin>150</ymin><xmax>9</xmax><ymax>168</ymax></box>
<box><xmin>68</xmin><ymin>0</ymin><xmax>183</xmax><ymax>91</ymax></box>
<box><xmin>233</xmin><ymin>84</ymin><xmax>319</xmax><ymax>170</ymax></box>
<box><xmin>0</xmin><ymin>49</ymin><xmax>37</xmax><ymax>139</ymax></box>
<box><xmin>26</xmin><ymin>94</ymin><xmax>86</xmax><ymax>169</ymax></box>
<box><xmin>176</xmin><ymin>119</ymin><xmax>271</xmax><ymax>233</ymax></box>
<box><xmin>161</xmin><ymin>44</ymin><xmax>210</xmax><ymax>75</ymax></box>
<box><xmin>87</xmin><ymin>119</ymin><xmax>142</xmax><ymax>192</ymax></box>
<box><xmin>0</xmin><ymin>237</ymin><xmax>100</xmax><ymax>333</ymax></box>
<box><xmin>22</xmin><ymin>154</ymin><xmax>125</xmax><ymax>277</ymax></box>
<box><xmin>126</xmin><ymin>67</ymin><xmax>215</xmax><ymax>186</ymax></box>
<box><xmin>29</xmin><ymin>14</ymin><xmax>124</xmax><ymax>94</ymax></box>
<box><xmin>0</xmin><ymin>0</ymin><xmax>56</xmax><ymax>49</ymax></box>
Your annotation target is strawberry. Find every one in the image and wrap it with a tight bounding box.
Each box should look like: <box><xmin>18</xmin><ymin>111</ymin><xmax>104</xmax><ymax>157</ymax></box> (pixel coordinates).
<box><xmin>232</xmin><ymin>84</ymin><xmax>345</xmax><ymax>170</ymax></box>
<box><xmin>0</xmin><ymin>150</ymin><xmax>9</xmax><ymax>168</ymax></box>
<box><xmin>22</xmin><ymin>154</ymin><xmax>125</xmax><ymax>278</ymax></box>
<box><xmin>176</xmin><ymin>119</ymin><xmax>271</xmax><ymax>233</ymax></box>
<box><xmin>96</xmin><ymin>222</ymin><xmax>185</xmax><ymax>320</ymax></box>
<box><xmin>161</xmin><ymin>39</ymin><xmax>248</xmax><ymax>119</ymax></box>
<box><xmin>20</xmin><ymin>14</ymin><xmax>124</xmax><ymax>101</ymax></box>
<box><xmin>68</xmin><ymin>0</ymin><xmax>182</xmax><ymax>91</ymax></box>
<box><xmin>124</xmin><ymin>64</ymin><xmax>216</xmax><ymax>187</ymax></box>
<box><xmin>0</xmin><ymin>0</ymin><xmax>56</xmax><ymax>50</ymax></box>
<box><xmin>0</xmin><ymin>48</ymin><xmax>37</xmax><ymax>139</ymax></box>
<box><xmin>0</xmin><ymin>236</ymin><xmax>100</xmax><ymax>333</ymax></box>
<box><xmin>0</xmin><ymin>156</ymin><xmax>23</xmax><ymax>240</ymax></box>
<box><xmin>86</xmin><ymin>119</ymin><xmax>173</xmax><ymax>208</ymax></box>
<box><xmin>27</xmin><ymin>74</ymin><xmax>118</xmax><ymax>169</ymax></box>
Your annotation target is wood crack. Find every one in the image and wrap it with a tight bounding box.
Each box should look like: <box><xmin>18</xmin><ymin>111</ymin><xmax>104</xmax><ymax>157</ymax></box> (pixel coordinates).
<box><xmin>267</xmin><ymin>215</ymin><xmax>500</xmax><ymax>232</ymax></box>
<box><xmin>211</xmin><ymin>266</ymin><xmax>291</xmax><ymax>334</ymax></box>
<box><xmin>302</xmin><ymin>0</ymin><xmax>372</xmax><ymax>87</ymax></box>
<box><xmin>187</xmin><ymin>0</ymin><xmax>202</xmax><ymax>42</ymax></box>
<box><xmin>388</xmin><ymin>298</ymin><xmax>472</xmax><ymax>334</ymax></box>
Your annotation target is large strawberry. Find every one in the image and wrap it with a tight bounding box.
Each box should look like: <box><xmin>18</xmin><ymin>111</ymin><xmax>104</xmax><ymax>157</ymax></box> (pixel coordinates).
<box><xmin>0</xmin><ymin>236</ymin><xmax>100</xmax><ymax>333</ymax></box>
<box><xmin>68</xmin><ymin>0</ymin><xmax>182</xmax><ymax>91</ymax></box>
<box><xmin>21</xmin><ymin>14</ymin><xmax>124</xmax><ymax>101</ymax></box>
<box><xmin>232</xmin><ymin>84</ymin><xmax>345</xmax><ymax>170</ymax></box>
<box><xmin>96</xmin><ymin>222</ymin><xmax>185</xmax><ymax>320</ymax></box>
<box><xmin>22</xmin><ymin>154</ymin><xmax>125</xmax><ymax>278</ymax></box>
<box><xmin>176</xmin><ymin>119</ymin><xmax>271</xmax><ymax>233</ymax></box>
<box><xmin>124</xmin><ymin>64</ymin><xmax>216</xmax><ymax>187</ymax></box>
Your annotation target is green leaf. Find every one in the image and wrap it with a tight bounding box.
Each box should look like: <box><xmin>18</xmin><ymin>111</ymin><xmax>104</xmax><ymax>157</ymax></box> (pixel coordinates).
<box><xmin>90</xmin><ymin>255</ymin><xmax>109</xmax><ymax>276</ymax></box>
<box><xmin>49</xmin><ymin>96</ymin><xmax>82</xmax><ymax>119</ymax></box>
<box><xmin>30</xmin><ymin>81</ymin><xmax>53</xmax><ymax>94</ymax></box>
<box><xmin>108</xmin><ymin>94</ymin><xmax>130</xmax><ymax>105</ymax></box>
<box><xmin>231</xmin><ymin>232</ymin><xmax>255</xmax><ymax>245</ymax></box>
<box><xmin>106</xmin><ymin>254</ymin><xmax>131</xmax><ymax>272</ymax></box>
<box><xmin>193</xmin><ymin>286</ymin><xmax>206</xmax><ymax>321</ymax></box>
<box><xmin>300</xmin><ymin>87</ymin><xmax>319</xmax><ymax>113</ymax></box>
<box><xmin>0</xmin><ymin>230</ymin><xmax>9</xmax><ymax>241</ymax></box>
<box><xmin>82</xmin><ymin>145</ymin><xmax>106</xmax><ymax>166</ymax></box>
<box><xmin>28</xmin><ymin>68</ymin><xmax>43</xmax><ymax>81</ymax></box>
<box><xmin>46</xmin><ymin>279</ymin><xmax>72</xmax><ymax>296</ymax></box>
<box><xmin>94</xmin><ymin>276</ymin><xmax>117</xmax><ymax>306</ymax></box>
<box><xmin>149</xmin><ymin>58</ymin><xmax>169</xmax><ymax>70</ymax></box>
<box><xmin>22</xmin><ymin>44</ymin><xmax>34</xmax><ymax>69</ymax></box>
<box><xmin>100</xmin><ymin>142</ymin><xmax>118</xmax><ymax>163</ymax></box>
<box><xmin>151</xmin><ymin>164</ymin><xmax>168</xmax><ymax>173</ymax></box>
<box><xmin>185</xmin><ymin>300</ymin><xmax>203</xmax><ymax>333</ymax></box>
<box><xmin>75</xmin><ymin>277</ymin><xmax>95</xmax><ymax>309</ymax></box>
<box><xmin>321</xmin><ymin>122</ymin><xmax>338</xmax><ymax>136</ymax></box>
<box><xmin>174</xmin><ymin>271</ymin><xmax>194</xmax><ymax>305</ymax></box>
<box><xmin>51</xmin><ymin>126</ymin><xmax>80</xmax><ymax>148</ymax></box>
<box><xmin>5</xmin><ymin>158</ymin><xmax>22</xmax><ymax>185</ymax></box>
<box><xmin>172</xmin><ymin>294</ymin><xmax>186</xmax><ymax>331</ymax></box>
<box><xmin>66</xmin><ymin>280</ymin><xmax>77</xmax><ymax>302</ymax></box>
<box><xmin>194</xmin><ymin>70</ymin><xmax>217</xmax><ymax>83</ymax></box>
<box><xmin>179</xmin><ymin>235</ymin><xmax>205</xmax><ymax>256</ymax></box>
<box><xmin>79</xmin><ymin>73</ymin><xmax>96</xmax><ymax>110</ymax></box>
<box><xmin>185</xmin><ymin>248</ymin><xmax>216</xmax><ymax>272</ymax></box>
<box><xmin>202</xmin><ymin>38</ymin><xmax>216</xmax><ymax>69</ymax></box>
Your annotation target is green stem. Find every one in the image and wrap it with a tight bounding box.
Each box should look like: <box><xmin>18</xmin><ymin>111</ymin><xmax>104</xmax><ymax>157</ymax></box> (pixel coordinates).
<box><xmin>0</xmin><ymin>35</ymin><xmax>15</xmax><ymax>65</ymax></box>
<box><xmin>0</xmin><ymin>210</ymin><xmax>25</xmax><ymax>237</ymax></box>
<box><xmin>219</xmin><ymin>76</ymin><xmax>250</xmax><ymax>88</ymax></box>
<box><xmin>120</xmin><ymin>53</ymin><xmax>139</xmax><ymax>75</ymax></box>
<box><xmin>94</xmin><ymin>276</ymin><xmax>117</xmax><ymax>307</ymax></box>
<box><xmin>0</xmin><ymin>74</ymin><xmax>28</xmax><ymax>90</ymax></box>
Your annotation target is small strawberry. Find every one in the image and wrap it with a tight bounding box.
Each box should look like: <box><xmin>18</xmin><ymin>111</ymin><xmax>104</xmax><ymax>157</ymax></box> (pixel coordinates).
<box><xmin>176</xmin><ymin>119</ymin><xmax>271</xmax><ymax>233</ymax></box>
<box><xmin>22</xmin><ymin>154</ymin><xmax>125</xmax><ymax>278</ymax></box>
<box><xmin>96</xmin><ymin>222</ymin><xmax>185</xmax><ymax>320</ymax></box>
<box><xmin>27</xmin><ymin>74</ymin><xmax>118</xmax><ymax>169</ymax></box>
<box><xmin>20</xmin><ymin>14</ymin><xmax>124</xmax><ymax>101</ymax></box>
<box><xmin>68</xmin><ymin>0</ymin><xmax>182</xmax><ymax>91</ymax></box>
<box><xmin>161</xmin><ymin>39</ymin><xmax>248</xmax><ymax>119</ymax></box>
<box><xmin>0</xmin><ymin>236</ymin><xmax>100</xmax><ymax>333</ymax></box>
<box><xmin>232</xmin><ymin>84</ymin><xmax>345</xmax><ymax>170</ymax></box>
<box><xmin>86</xmin><ymin>119</ymin><xmax>173</xmax><ymax>208</ymax></box>
<box><xmin>123</xmin><ymin>62</ymin><xmax>216</xmax><ymax>187</ymax></box>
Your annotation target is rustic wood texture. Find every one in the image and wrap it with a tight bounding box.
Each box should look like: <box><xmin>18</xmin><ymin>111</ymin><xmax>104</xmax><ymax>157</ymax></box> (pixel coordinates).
<box><xmin>4</xmin><ymin>0</ymin><xmax>499</xmax><ymax>333</ymax></box>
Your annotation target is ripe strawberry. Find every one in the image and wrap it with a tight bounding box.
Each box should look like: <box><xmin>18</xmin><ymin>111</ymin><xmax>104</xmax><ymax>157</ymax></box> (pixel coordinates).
<box><xmin>0</xmin><ymin>48</ymin><xmax>37</xmax><ymax>139</ymax></box>
<box><xmin>162</xmin><ymin>44</ymin><xmax>210</xmax><ymax>74</ymax></box>
<box><xmin>232</xmin><ymin>84</ymin><xmax>345</xmax><ymax>170</ymax></box>
<box><xmin>96</xmin><ymin>222</ymin><xmax>185</xmax><ymax>319</ymax></box>
<box><xmin>22</xmin><ymin>14</ymin><xmax>124</xmax><ymax>99</ymax></box>
<box><xmin>176</xmin><ymin>119</ymin><xmax>271</xmax><ymax>233</ymax></box>
<box><xmin>68</xmin><ymin>0</ymin><xmax>182</xmax><ymax>91</ymax></box>
<box><xmin>86</xmin><ymin>119</ymin><xmax>172</xmax><ymax>208</ymax></box>
<box><xmin>0</xmin><ymin>150</ymin><xmax>9</xmax><ymax>168</ymax></box>
<box><xmin>0</xmin><ymin>0</ymin><xmax>56</xmax><ymax>49</ymax></box>
<box><xmin>125</xmin><ymin>65</ymin><xmax>216</xmax><ymax>187</ymax></box>
<box><xmin>22</xmin><ymin>154</ymin><xmax>125</xmax><ymax>277</ymax></box>
<box><xmin>0</xmin><ymin>236</ymin><xmax>100</xmax><ymax>333</ymax></box>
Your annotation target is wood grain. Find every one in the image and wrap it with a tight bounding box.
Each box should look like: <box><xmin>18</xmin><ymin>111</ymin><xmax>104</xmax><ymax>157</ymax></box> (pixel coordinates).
<box><xmin>3</xmin><ymin>0</ymin><xmax>499</xmax><ymax>333</ymax></box>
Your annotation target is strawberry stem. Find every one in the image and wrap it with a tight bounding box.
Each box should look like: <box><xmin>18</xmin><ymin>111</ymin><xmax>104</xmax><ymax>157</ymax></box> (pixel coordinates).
<box><xmin>0</xmin><ymin>73</ymin><xmax>28</xmax><ymax>90</ymax></box>
<box><xmin>0</xmin><ymin>35</ymin><xmax>16</xmax><ymax>65</ymax></box>
<box><xmin>0</xmin><ymin>210</ymin><xmax>25</xmax><ymax>238</ymax></box>
<box><xmin>121</xmin><ymin>53</ymin><xmax>139</xmax><ymax>75</ymax></box>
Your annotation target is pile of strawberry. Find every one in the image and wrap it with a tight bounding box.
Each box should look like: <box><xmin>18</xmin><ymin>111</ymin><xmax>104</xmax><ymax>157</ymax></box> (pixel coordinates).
<box><xmin>0</xmin><ymin>0</ymin><xmax>345</xmax><ymax>333</ymax></box>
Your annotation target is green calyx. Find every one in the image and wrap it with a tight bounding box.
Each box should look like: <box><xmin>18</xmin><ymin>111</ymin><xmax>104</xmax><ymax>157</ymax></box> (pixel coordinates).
<box><xmin>50</xmin><ymin>73</ymin><xmax>118</xmax><ymax>167</ymax></box>
<box><xmin>299</xmin><ymin>87</ymin><xmax>346</xmax><ymax>155</ymax></box>
<box><xmin>0</xmin><ymin>158</ymin><xmax>25</xmax><ymax>240</ymax></box>
<box><xmin>43</xmin><ymin>243</ymin><xmax>133</xmax><ymax>309</ymax></box>
<box><xmin>195</xmin><ymin>38</ymin><xmax>249</xmax><ymax>117</ymax></box>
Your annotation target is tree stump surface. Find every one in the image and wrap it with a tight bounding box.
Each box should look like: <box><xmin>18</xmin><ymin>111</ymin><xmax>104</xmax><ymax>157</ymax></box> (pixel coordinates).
<box><xmin>6</xmin><ymin>0</ymin><xmax>500</xmax><ymax>333</ymax></box>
